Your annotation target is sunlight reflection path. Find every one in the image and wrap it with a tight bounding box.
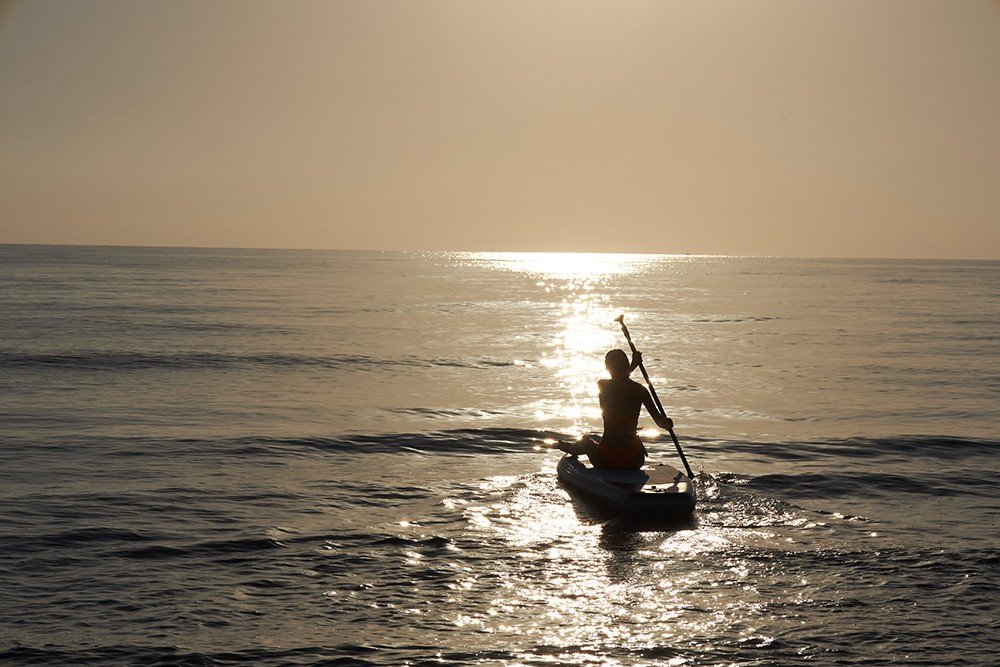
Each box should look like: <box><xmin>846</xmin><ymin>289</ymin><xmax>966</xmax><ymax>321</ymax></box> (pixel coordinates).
<box><xmin>471</xmin><ymin>252</ymin><xmax>659</xmax><ymax>280</ymax></box>
<box><xmin>455</xmin><ymin>254</ymin><xmax>786</xmax><ymax>657</ymax></box>
<box><xmin>455</xmin><ymin>469</ymin><xmax>799</xmax><ymax>661</ymax></box>
<box><xmin>472</xmin><ymin>252</ymin><xmax>663</xmax><ymax>435</ymax></box>
<box><xmin>440</xmin><ymin>253</ymin><xmax>846</xmax><ymax>663</ymax></box>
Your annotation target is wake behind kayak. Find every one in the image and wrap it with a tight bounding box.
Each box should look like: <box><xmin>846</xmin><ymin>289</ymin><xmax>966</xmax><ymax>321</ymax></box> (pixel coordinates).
<box><xmin>557</xmin><ymin>454</ymin><xmax>696</xmax><ymax>518</ymax></box>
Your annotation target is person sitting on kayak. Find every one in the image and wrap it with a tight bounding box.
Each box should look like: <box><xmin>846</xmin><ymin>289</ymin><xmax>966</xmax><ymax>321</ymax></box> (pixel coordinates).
<box><xmin>558</xmin><ymin>348</ymin><xmax>674</xmax><ymax>470</ymax></box>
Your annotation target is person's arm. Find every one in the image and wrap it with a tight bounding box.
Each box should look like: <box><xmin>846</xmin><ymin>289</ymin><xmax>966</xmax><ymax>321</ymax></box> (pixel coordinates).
<box><xmin>629</xmin><ymin>350</ymin><xmax>642</xmax><ymax>373</ymax></box>
<box><xmin>639</xmin><ymin>385</ymin><xmax>674</xmax><ymax>430</ymax></box>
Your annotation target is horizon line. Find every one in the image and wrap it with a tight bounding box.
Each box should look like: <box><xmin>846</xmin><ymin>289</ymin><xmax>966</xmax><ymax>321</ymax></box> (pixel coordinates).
<box><xmin>1</xmin><ymin>241</ymin><xmax>997</xmax><ymax>262</ymax></box>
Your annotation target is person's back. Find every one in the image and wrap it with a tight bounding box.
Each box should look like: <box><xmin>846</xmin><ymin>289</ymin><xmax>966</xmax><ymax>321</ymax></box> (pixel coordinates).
<box><xmin>590</xmin><ymin>353</ymin><xmax>648</xmax><ymax>469</ymax></box>
<box><xmin>588</xmin><ymin>350</ymin><xmax>673</xmax><ymax>470</ymax></box>
<box><xmin>598</xmin><ymin>376</ymin><xmax>646</xmax><ymax>437</ymax></box>
<box><xmin>557</xmin><ymin>348</ymin><xmax>673</xmax><ymax>470</ymax></box>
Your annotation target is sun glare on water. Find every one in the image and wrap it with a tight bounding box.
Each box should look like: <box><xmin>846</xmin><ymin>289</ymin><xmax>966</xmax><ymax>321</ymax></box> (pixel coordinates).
<box><xmin>471</xmin><ymin>251</ymin><xmax>660</xmax><ymax>279</ymax></box>
<box><xmin>445</xmin><ymin>251</ymin><xmax>787</xmax><ymax>657</ymax></box>
<box><xmin>467</xmin><ymin>252</ymin><xmax>670</xmax><ymax>434</ymax></box>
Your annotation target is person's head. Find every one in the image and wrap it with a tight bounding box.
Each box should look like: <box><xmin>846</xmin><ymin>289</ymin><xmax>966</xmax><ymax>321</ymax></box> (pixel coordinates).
<box><xmin>605</xmin><ymin>349</ymin><xmax>630</xmax><ymax>379</ymax></box>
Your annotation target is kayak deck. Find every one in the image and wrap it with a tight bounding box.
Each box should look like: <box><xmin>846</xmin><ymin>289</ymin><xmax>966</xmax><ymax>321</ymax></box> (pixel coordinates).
<box><xmin>557</xmin><ymin>454</ymin><xmax>696</xmax><ymax>517</ymax></box>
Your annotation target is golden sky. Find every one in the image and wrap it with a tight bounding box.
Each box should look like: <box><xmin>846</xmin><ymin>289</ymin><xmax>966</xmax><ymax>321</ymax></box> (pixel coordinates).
<box><xmin>1</xmin><ymin>0</ymin><xmax>998</xmax><ymax>257</ymax></box>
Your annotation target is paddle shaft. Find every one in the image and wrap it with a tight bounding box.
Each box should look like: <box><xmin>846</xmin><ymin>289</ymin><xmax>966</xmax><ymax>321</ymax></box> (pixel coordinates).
<box><xmin>617</xmin><ymin>319</ymin><xmax>696</xmax><ymax>481</ymax></box>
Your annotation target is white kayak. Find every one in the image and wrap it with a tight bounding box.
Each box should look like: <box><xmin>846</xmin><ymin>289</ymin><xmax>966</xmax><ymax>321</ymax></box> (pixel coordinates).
<box><xmin>557</xmin><ymin>454</ymin><xmax>696</xmax><ymax>518</ymax></box>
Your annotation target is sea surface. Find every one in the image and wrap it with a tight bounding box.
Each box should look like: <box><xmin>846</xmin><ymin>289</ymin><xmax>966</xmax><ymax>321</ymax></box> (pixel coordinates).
<box><xmin>1</xmin><ymin>245</ymin><xmax>997</xmax><ymax>666</ymax></box>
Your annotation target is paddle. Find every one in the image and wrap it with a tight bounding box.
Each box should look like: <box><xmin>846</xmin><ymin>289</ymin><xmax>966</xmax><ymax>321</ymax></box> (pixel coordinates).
<box><xmin>615</xmin><ymin>314</ymin><xmax>697</xmax><ymax>481</ymax></box>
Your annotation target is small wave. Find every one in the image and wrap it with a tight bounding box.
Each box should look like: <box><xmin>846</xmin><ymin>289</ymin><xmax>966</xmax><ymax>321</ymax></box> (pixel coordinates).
<box><xmin>745</xmin><ymin>471</ymin><xmax>949</xmax><ymax>498</ymax></box>
<box><xmin>698</xmin><ymin>435</ymin><xmax>1000</xmax><ymax>461</ymax></box>
<box><xmin>0</xmin><ymin>350</ymin><xmax>516</xmax><ymax>373</ymax></box>
<box><xmin>226</xmin><ymin>428</ymin><xmax>562</xmax><ymax>457</ymax></box>
<box><xmin>790</xmin><ymin>545</ymin><xmax>1000</xmax><ymax>575</ymax></box>
<box><xmin>0</xmin><ymin>644</ymin><xmax>541</xmax><ymax>666</ymax></box>
<box><xmin>0</xmin><ymin>645</ymin><xmax>387</xmax><ymax>666</ymax></box>
<box><xmin>114</xmin><ymin>537</ymin><xmax>287</xmax><ymax>561</ymax></box>
<box><xmin>692</xmin><ymin>315</ymin><xmax>784</xmax><ymax>323</ymax></box>
<box><xmin>373</xmin><ymin>535</ymin><xmax>452</xmax><ymax>548</ymax></box>
<box><xmin>113</xmin><ymin>544</ymin><xmax>189</xmax><ymax>560</ymax></box>
<box><xmin>0</xmin><ymin>527</ymin><xmax>162</xmax><ymax>554</ymax></box>
<box><xmin>387</xmin><ymin>407</ymin><xmax>506</xmax><ymax>418</ymax></box>
<box><xmin>14</xmin><ymin>431</ymin><xmax>997</xmax><ymax>464</ymax></box>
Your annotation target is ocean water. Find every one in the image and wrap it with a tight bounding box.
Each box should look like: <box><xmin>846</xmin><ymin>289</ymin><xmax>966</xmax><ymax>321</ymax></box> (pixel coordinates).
<box><xmin>0</xmin><ymin>245</ymin><xmax>997</xmax><ymax>666</ymax></box>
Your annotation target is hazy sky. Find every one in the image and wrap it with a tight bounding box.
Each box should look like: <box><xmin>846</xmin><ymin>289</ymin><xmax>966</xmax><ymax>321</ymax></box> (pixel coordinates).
<box><xmin>1</xmin><ymin>1</ymin><xmax>998</xmax><ymax>257</ymax></box>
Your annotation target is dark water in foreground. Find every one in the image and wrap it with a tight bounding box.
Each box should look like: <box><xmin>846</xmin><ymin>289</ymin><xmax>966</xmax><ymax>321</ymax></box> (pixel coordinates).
<box><xmin>1</xmin><ymin>246</ymin><xmax>998</xmax><ymax>665</ymax></box>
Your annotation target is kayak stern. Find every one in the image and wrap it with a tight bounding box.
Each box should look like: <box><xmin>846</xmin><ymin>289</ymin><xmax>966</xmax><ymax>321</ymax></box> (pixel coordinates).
<box><xmin>557</xmin><ymin>454</ymin><xmax>696</xmax><ymax>518</ymax></box>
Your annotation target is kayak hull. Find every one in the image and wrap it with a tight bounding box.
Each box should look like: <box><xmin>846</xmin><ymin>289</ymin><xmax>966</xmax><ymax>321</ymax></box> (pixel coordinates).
<box><xmin>557</xmin><ymin>454</ymin><xmax>696</xmax><ymax>518</ymax></box>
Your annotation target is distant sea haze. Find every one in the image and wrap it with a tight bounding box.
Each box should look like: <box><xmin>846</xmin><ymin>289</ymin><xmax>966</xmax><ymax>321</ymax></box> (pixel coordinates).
<box><xmin>1</xmin><ymin>245</ymin><xmax>997</xmax><ymax>665</ymax></box>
